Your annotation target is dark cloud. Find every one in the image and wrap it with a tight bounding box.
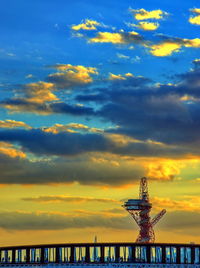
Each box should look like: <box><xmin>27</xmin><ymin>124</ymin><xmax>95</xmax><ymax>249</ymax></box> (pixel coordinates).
<box><xmin>177</xmin><ymin>68</ymin><xmax>200</xmax><ymax>91</ymax></box>
<box><xmin>0</xmin><ymin>209</ymin><xmax>199</xmax><ymax>237</ymax></box>
<box><xmin>0</xmin><ymin>127</ymin><xmax>190</xmax><ymax>186</ymax></box>
<box><xmin>0</xmin><ymin>98</ymin><xmax>95</xmax><ymax>116</ymax></box>
<box><xmin>0</xmin><ymin>210</ymin><xmax>133</xmax><ymax>231</ymax></box>
<box><xmin>89</xmin><ymin>68</ymin><xmax>200</xmax><ymax>147</ymax></box>
<box><xmin>0</xmin><ymin>98</ymin><xmax>49</xmax><ymax>113</ymax></box>
<box><xmin>0</xmin><ymin>128</ymin><xmax>192</xmax><ymax>158</ymax></box>
<box><xmin>50</xmin><ymin>102</ymin><xmax>95</xmax><ymax>115</ymax></box>
<box><xmin>158</xmin><ymin>211</ymin><xmax>200</xmax><ymax>236</ymax></box>
<box><xmin>2</xmin><ymin>67</ymin><xmax>200</xmax><ymax>158</ymax></box>
<box><xmin>192</xmin><ymin>59</ymin><xmax>200</xmax><ymax>69</ymax></box>
<box><xmin>110</xmin><ymin>75</ymin><xmax>151</xmax><ymax>88</ymax></box>
<box><xmin>0</xmin><ymin>129</ymin><xmax>110</xmax><ymax>156</ymax></box>
<box><xmin>76</xmin><ymin>93</ymin><xmax>109</xmax><ymax>103</ymax></box>
<box><xmin>0</xmin><ymin>152</ymin><xmax>145</xmax><ymax>186</ymax></box>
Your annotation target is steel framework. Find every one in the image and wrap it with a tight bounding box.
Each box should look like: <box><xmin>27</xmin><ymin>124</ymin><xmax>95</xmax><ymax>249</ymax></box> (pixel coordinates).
<box><xmin>123</xmin><ymin>177</ymin><xmax>166</xmax><ymax>243</ymax></box>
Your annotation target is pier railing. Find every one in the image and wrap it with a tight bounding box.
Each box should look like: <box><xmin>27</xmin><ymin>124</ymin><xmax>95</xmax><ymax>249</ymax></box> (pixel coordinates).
<box><xmin>0</xmin><ymin>242</ymin><xmax>199</xmax><ymax>265</ymax></box>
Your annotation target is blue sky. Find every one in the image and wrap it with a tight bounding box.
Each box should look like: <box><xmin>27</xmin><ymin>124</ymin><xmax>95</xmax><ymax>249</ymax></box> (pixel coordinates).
<box><xmin>1</xmin><ymin>0</ymin><xmax>200</xmax><ymax>84</ymax></box>
<box><xmin>1</xmin><ymin>0</ymin><xmax>200</xmax><ymax>128</ymax></box>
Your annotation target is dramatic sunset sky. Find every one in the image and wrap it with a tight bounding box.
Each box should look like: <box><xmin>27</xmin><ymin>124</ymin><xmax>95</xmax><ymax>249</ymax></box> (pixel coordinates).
<box><xmin>0</xmin><ymin>0</ymin><xmax>200</xmax><ymax>246</ymax></box>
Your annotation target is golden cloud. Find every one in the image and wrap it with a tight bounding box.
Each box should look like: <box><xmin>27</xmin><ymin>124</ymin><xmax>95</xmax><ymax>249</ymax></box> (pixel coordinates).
<box><xmin>0</xmin><ymin>81</ymin><xmax>60</xmax><ymax>114</ymax></box>
<box><xmin>91</xmin><ymin>155</ymin><xmax>120</xmax><ymax>167</ymax></box>
<box><xmin>90</xmin><ymin>32</ymin><xmax>127</xmax><ymax>44</ymax></box>
<box><xmin>189</xmin><ymin>8</ymin><xmax>200</xmax><ymax>25</ymax></box>
<box><xmin>193</xmin><ymin>58</ymin><xmax>200</xmax><ymax>63</ymax></box>
<box><xmin>108</xmin><ymin>73</ymin><xmax>134</xmax><ymax>80</ymax></box>
<box><xmin>1</xmin><ymin>63</ymin><xmax>98</xmax><ymax>113</ymax></box>
<box><xmin>89</xmin><ymin>31</ymin><xmax>140</xmax><ymax>44</ymax></box>
<box><xmin>105</xmin><ymin>133</ymin><xmax>168</xmax><ymax>151</ymax></box>
<box><xmin>146</xmin><ymin>160</ymin><xmax>182</xmax><ymax>181</ymax></box>
<box><xmin>148</xmin><ymin>38</ymin><xmax>200</xmax><ymax>57</ymax></box>
<box><xmin>87</xmin><ymin>28</ymin><xmax>200</xmax><ymax>58</ymax></box>
<box><xmin>52</xmin><ymin>64</ymin><xmax>97</xmax><ymax>74</ymax></box>
<box><xmin>105</xmin><ymin>133</ymin><xmax>141</xmax><ymax>146</ymax></box>
<box><xmin>42</xmin><ymin>123</ymin><xmax>103</xmax><ymax>134</ymax></box>
<box><xmin>48</xmin><ymin>64</ymin><xmax>98</xmax><ymax>88</ymax></box>
<box><xmin>0</xmin><ymin>142</ymin><xmax>26</xmax><ymax>158</ymax></box>
<box><xmin>43</xmin><ymin>125</ymin><xmax>76</xmax><ymax>134</ymax></box>
<box><xmin>109</xmin><ymin>73</ymin><xmax>126</xmax><ymax>80</ymax></box>
<box><xmin>189</xmin><ymin>16</ymin><xmax>200</xmax><ymax>25</ymax></box>
<box><xmin>0</xmin><ymin>119</ymin><xmax>31</xmax><ymax>129</ymax></box>
<box><xmin>185</xmin><ymin>38</ymin><xmax>200</xmax><ymax>47</ymax></box>
<box><xmin>1</xmin><ymin>81</ymin><xmax>58</xmax><ymax>113</ymax></box>
<box><xmin>179</xmin><ymin>94</ymin><xmax>198</xmax><ymax>102</ymax></box>
<box><xmin>24</xmin><ymin>81</ymin><xmax>58</xmax><ymax>103</ymax></box>
<box><xmin>71</xmin><ymin>19</ymin><xmax>100</xmax><ymax>31</ymax></box>
<box><xmin>1</xmin><ymin>102</ymin><xmax>51</xmax><ymax>115</ymax></box>
<box><xmin>148</xmin><ymin>41</ymin><xmax>182</xmax><ymax>56</ymax></box>
<box><xmin>137</xmin><ymin>21</ymin><xmax>159</xmax><ymax>31</ymax></box>
<box><xmin>152</xmin><ymin>196</ymin><xmax>200</xmax><ymax>212</ymax></box>
<box><xmin>130</xmin><ymin>8</ymin><xmax>168</xmax><ymax>20</ymax></box>
<box><xmin>190</xmin><ymin>8</ymin><xmax>200</xmax><ymax>14</ymax></box>
<box><xmin>65</xmin><ymin>123</ymin><xmax>90</xmax><ymax>129</ymax></box>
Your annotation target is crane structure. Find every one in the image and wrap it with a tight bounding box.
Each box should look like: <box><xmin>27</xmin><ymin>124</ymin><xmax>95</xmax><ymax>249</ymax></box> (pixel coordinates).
<box><xmin>122</xmin><ymin>177</ymin><xmax>166</xmax><ymax>243</ymax></box>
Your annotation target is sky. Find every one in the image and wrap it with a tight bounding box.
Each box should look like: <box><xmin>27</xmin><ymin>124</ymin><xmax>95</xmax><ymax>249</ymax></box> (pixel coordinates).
<box><xmin>0</xmin><ymin>0</ymin><xmax>200</xmax><ymax>246</ymax></box>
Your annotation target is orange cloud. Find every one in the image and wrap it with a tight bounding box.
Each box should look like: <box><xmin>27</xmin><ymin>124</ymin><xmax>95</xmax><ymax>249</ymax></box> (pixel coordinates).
<box><xmin>0</xmin><ymin>119</ymin><xmax>31</xmax><ymax>129</ymax></box>
<box><xmin>0</xmin><ymin>142</ymin><xmax>26</xmax><ymax>158</ymax></box>
<box><xmin>147</xmin><ymin>160</ymin><xmax>181</xmax><ymax>181</ymax></box>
